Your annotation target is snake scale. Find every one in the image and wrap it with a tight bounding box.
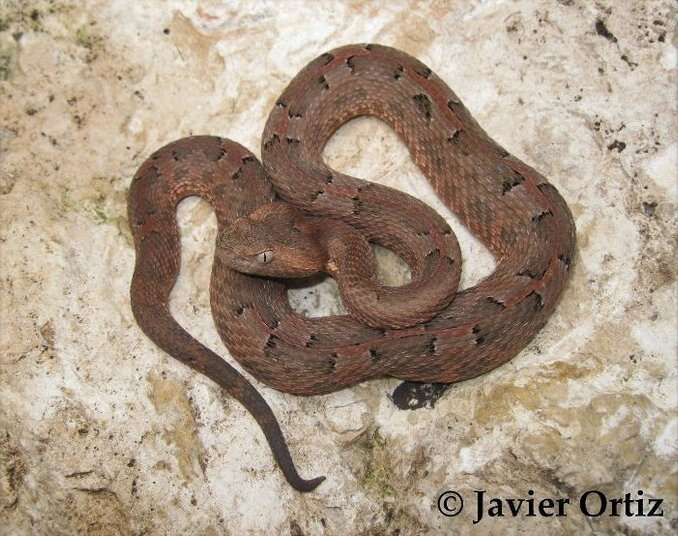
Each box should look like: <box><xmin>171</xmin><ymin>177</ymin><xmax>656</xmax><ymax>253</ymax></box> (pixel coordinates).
<box><xmin>128</xmin><ymin>44</ymin><xmax>576</xmax><ymax>492</ymax></box>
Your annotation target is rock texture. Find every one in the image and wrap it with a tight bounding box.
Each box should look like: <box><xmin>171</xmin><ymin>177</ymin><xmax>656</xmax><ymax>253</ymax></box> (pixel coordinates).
<box><xmin>0</xmin><ymin>1</ymin><xmax>676</xmax><ymax>534</ymax></box>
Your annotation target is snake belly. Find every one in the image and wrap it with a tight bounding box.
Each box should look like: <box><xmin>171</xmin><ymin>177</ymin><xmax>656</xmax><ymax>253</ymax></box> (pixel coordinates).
<box><xmin>128</xmin><ymin>44</ymin><xmax>576</xmax><ymax>491</ymax></box>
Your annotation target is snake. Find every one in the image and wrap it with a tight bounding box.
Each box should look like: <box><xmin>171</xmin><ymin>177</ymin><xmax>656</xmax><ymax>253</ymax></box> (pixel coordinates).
<box><xmin>128</xmin><ymin>44</ymin><xmax>576</xmax><ymax>492</ymax></box>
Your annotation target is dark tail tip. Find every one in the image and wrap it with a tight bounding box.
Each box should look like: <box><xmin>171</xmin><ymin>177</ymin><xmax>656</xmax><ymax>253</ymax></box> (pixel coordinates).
<box><xmin>292</xmin><ymin>474</ymin><xmax>326</xmax><ymax>493</ymax></box>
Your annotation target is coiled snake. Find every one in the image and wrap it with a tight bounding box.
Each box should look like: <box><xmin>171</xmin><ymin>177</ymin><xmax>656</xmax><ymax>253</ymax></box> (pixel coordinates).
<box><xmin>128</xmin><ymin>44</ymin><xmax>576</xmax><ymax>491</ymax></box>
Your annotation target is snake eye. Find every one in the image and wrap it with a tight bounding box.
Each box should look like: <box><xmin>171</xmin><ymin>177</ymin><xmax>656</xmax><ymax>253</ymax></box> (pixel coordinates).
<box><xmin>256</xmin><ymin>250</ymin><xmax>274</xmax><ymax>264</ymax></box>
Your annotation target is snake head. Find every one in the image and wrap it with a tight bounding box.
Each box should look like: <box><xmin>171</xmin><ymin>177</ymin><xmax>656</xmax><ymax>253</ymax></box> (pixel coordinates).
<box><xmin>216</xmin><ymin>202</ymin><xmax>326</xmax><ymax>278</ymax></box>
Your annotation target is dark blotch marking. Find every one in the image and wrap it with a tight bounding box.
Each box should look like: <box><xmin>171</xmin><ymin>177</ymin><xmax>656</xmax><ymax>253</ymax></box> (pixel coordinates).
<box><xmin>475</xmin><ymin>335</ymin><xmax>486</xmax><ymax>345</ymax></box>
<box><xmin>486</xmin><ymin>296</ymin><xmax>506</xmax><ymax>308</ymax></box>
<box><xmin>203</xmin><ymin>143</ymin><xmax>226</xmax><ymax>161</ymax></box>
<box><xmin>263</xmin><ymin>134</ymin><xmax>280</xmax><ymax>150</ymax></box>
<box><xmin>242</xmin><ymin>155</ymin><xmax>256</xmax><ymax>164</ymax></box>
<box><xmin>413</xmin><ymin>93</ymin><xmax>433</xmax><ymax>121</ymax></box>
<box><xmin>428</xmin><ymin>337</ymin><xmax>437</xmax><ymax>354</ymax></box>
<box><xmin>265</xmin><ymin>334</ymin><xmax>279</xmax><ymax>348</ymax></box>
<box><xmin>311</xmin><ymin>190</ymin><xmax>324</xmax><ymax>202</ymax></box>
<box><xmin>320</xmin><ymin>52</ymin><xmax>334</xmax><ymax>65</ymax></box>
<box><xmin>502</xmin><ymin>172</ymin><xmax>525</xmax><ymax>194</ymax></box>
<box><xmin>426</xmin><ymin>248</ymin><xmax>440</xmax><ymax>259</ymax></box>
<box><xmin>232</xmin><ymin>167</ymin><xmax>242</xmax><ymax>180</ymax></box>
<box><xmin>325</xmin><ymin>174</ymin><xmax>334</xmax><ymax>184</ymax></box>
<box><xmin>286</xmin><ymin>137</ymin><xmax>301</xmax><ymax>145</ymax></box>
<box><xmin>415</xmin><ymin>66</ymin><xmax>432</xmax><ymax>79</ymax></box>
<box><xmin>235</xmin><ymin>305</ymin><xmax>245</xmax><ymax>316</ymax></box>
<box><xmin>288</xmin><ymin>109</ymin><xmax>303</xmax><ymax>119</ymax></box>
<box><xmin>394</xmin><ymin>65</ymin><xmax>404</xmax><ymax>80</ymax></box>
<box><xmin>305</xmin><ymin>334</ymin><xmax>318</xmax><ymax>348</ymax></box>
<box><xmin>526</xmin><ymin>291</ymin><xmax>545</xmax><ymax>311</ymax></box>
<box><xmin>318</xmin><ymin>75</ymin><xmax>329</xmax><ymax>90</ymax></box>
<box><xmin>275</xmin><ymin>100</ymin><xmax>287</xmax><ymax>108</ymax></box>
<box><xmin>558</xmin><ymin>254</ymin><xmax>571</xmax><ymax>270</ymax></box>
<box><xmin>346</xmin><ymin>55</ymin><xmax>356</xmax><ymax>73</ymax></box>
<box><xmin>447</xmin><ymin>129</ymin><xmax>461</xmax><ymax>143</ymax></box>
<box><xmin>532</xmin><ymin>209</ymin><xmax>553</xmax><ymax>223</ymax></box>
<box><xmin>327</xmin><ymin>354</ymin><xmax>337</xmax><ymax>372</ymax></box>
<box><xmin>472</xmin><ymin>325</ymin><xmax>481</xmax><ymax>335</ymax></box>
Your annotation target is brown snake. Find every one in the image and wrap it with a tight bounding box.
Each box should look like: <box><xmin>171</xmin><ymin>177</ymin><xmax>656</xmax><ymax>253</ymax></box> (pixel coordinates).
<box><xmin>128</xmin><ymin>44</ymin><xmax>576</xmax><ymax>492</ymax></box>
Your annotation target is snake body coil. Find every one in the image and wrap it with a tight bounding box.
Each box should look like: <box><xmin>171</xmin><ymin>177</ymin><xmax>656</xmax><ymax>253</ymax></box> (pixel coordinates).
<box><xmin>128</xmin><ymin>44</ymin><xmax>576</xmax><ymax>491</ymax></box>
